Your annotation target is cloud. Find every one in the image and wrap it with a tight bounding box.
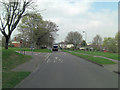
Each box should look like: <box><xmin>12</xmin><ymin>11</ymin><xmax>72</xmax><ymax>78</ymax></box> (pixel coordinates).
<box><xmin>0</xmin><ymin>0</ymin><xmax>117</xmax><ymax>43</ymax></box>
<box><xmin>37</xmin><ymin>0</ymin><xmax>93</xmax><ymax>17</ymax></box>
<box><xmin>36</xmin><ymin>0</ymin><xmax>117</xmax><ymax>43</ymax></box>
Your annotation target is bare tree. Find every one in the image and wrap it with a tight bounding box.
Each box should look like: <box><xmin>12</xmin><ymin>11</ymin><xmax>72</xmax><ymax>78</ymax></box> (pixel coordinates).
<box><xmin>0</xmin><ymin>0</ymin><xmax>33</xmax><ymax>49</ymax></box>
<box><xmin>65</xmin><ymin>31</ymin><xmax>83</xmax><ymax>50</ymax></box>
<box><xmin>92</xmin><ymin>34</ymin><xmax>102</xmax><ymax>51</ymax></box>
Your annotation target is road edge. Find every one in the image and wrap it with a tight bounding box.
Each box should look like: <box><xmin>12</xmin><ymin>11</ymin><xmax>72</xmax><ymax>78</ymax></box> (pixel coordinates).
<box><xmin>14</xmin><ymin>53</ymin><xmax>52</xmax><ymax>88</ymax></box>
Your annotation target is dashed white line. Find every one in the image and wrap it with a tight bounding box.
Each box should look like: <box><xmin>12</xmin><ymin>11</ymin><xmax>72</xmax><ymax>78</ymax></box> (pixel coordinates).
<box><xmin>47</xmin><ymin>59</ymin><xmax>50</xmax><ymax>63</ymax></box>
<box><xmin>45</xmin><ymin>53</ymin><xmax>51</xmax><ymax>63</ymax></box>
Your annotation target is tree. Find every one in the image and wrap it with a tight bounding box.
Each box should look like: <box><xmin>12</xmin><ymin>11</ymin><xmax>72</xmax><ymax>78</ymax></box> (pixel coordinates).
<box><xmin>81</xmin><ymin>40</ymin><xmax>87</xmax><ymax>47</ymax></box>
<box><xmin>16</xmin><ymin>13</ymin><xmax>44</xmax><ymax>48</ymax></box>
<box><xmin>16</xmin><ymin>13</ymin><xmax>59</xmax><ymax>48</ymax></box>
<box><xmin>115</xmin><ymin>31</ymin><xmax>120</xmax><ymax>52</ymax></box>
<box><xmin>65</xmin><ymin>31</ymin><xmax>82</xmax><ymax>49</ymax></box>
<box><xmin>0</xmin><ymin>0</ymin><xmax>33</xmax><ymax>49</ymax></box>
<box><xmin>34</xmin><ymin>20</ymin><xmax>58</xmax><ymax>48</ymax></box>
<box><xmin>92</xmin><ymin>34</ymin><xmax>102</xmax><ymax>51</ymax></box>
<box><xmin>103</xmin><ymin>37</ymin><xmax>117</xmax><ymax>53</ymax></box>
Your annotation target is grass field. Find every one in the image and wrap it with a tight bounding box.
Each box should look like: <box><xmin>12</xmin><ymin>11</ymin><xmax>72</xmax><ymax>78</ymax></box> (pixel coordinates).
<box><xmin>65</xmin><ymin>49</ymin><xmax>119</xmax><ymax>60</ymax></box>
<box><xmin>64</xmin><ymin>50</ymin><xmax>116</xmax><ymax>65</ymax></box>
<box><xmin>9</xmin><ymin>47</ymin><xmax>52</xmax><ymax>53</ymax></box>
<box><xmin>2</xmin><ymin>48</ymin><xmax>32</xmax><ymax>88</ymax></box>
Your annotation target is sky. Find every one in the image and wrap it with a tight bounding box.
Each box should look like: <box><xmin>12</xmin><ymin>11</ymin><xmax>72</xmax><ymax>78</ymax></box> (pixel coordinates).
<box><xmin>0</xmin><ymin>0</ymin><xmax>119</xmax><ymax>43</ymax></box>
<box><xmin>34</xmin><ymin>0</ymin><xmax>118</xmax><ymax>43</ymax></box>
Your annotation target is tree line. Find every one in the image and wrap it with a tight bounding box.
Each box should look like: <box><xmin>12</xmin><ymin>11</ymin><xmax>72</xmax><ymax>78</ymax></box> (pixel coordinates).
<box><xmin>64</xmin><ymin>31</ymin><xmax>119</xmax><ymax>53</ymax></box>
<box><xmin>0</xmin><ymin>0</ymin><xmax>59</xmax><ymax>49</ymax></box>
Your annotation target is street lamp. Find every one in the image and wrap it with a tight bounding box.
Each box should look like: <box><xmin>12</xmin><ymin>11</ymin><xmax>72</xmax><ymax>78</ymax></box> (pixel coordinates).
<box><xmin>82</xmin><ymin>31</ymin><xmax>87</xmax><ymax>51</ymax></box>
<box><xmin>82</xmin><ymin>31</ymin><xmax>87</xmax><ymax>42</ymax></box>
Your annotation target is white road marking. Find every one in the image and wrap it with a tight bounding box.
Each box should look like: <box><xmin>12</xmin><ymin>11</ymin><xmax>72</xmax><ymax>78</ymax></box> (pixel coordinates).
<box><xmin>58</xmin><ymin>59</ymin><xmax>61</xmax><ymax>61</ymax></box>
<box><xmin>61</xmin><ymin>60</ymin><xmax>63</xmax><ymax>63</ymax></box>
<box><xmin>47</xmin><ymin>59</ymin><xmax>50</xmax><ymax>63</ymax></box>
<box><xmin>55</xmin><ymin>57</ymin><xmax>58</xmax><ymax>59</ymax></box>
<box><xmin>45</xmin><ymin>53</ymin><xmax>51</xmax><ymax>63</ymax></box>
<box><xmin>34</xmin><ymin>64</ymin><xmax>40</xmax><ymax>72</ymax></box>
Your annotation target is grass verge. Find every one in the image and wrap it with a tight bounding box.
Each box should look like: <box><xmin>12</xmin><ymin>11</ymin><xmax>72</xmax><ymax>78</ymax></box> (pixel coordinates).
<box><xmin>75</xmin><ymin>50</ymin><xmax>119</xmax><ymax>60</ymax></box>
<box><xmin>2</xmin><ymin>49</ymin><xmax>32</xmax><ymax>71</ymax></box>
<box><xmin>64</xmin><ymin>50</ymin><xmax>116</xmax><ymax>65</ymax></box>
<box><xmin>2</xmin><ymin>48</ymin><xmax>32</xmax><ymax>88</ymax></box>
<box><xmin>2</xmin><ymin>72</ymin><xmax>30</xmax><ymax>88</ymax></box>
<box><xmin>9</xmin><ymin>47</ymin><xmax>52</xmax><ymax>53</ymax></box>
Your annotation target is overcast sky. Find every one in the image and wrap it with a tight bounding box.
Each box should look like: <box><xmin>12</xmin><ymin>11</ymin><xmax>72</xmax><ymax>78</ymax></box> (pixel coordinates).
<box><xmin>0</xmin><ymin>0</ymin><xmax>119</xmax><ymax>43</ymax></box>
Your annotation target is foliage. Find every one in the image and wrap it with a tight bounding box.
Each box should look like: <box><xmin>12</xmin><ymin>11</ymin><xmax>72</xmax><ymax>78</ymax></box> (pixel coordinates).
<box><xmin>16</xmin><ymin>13</ymin><xmax>58</xmax><ymax>49</ymax></box>
<box><xmin>81</xmin><ymin>40</ymin><xmax>87</xmax><ymax>47</ymax></box>
<box><xmin>115</xmin><ymin>31</ymin><xmax>120</xmax><ymax>52</ymax></box>
<box><xmin>65</xmin><ymin>31</ymin><xmax>82</xmax><ymax>49</ymax></box>
<box><xmin>0</xmin><ymin>0</ymin><xmax>33</xmax><ymax>49</ymax></box>
<box><xmin>103</xmin><ymin>37</ymin><xmax>117</xmax><ymax>53</ymax></box>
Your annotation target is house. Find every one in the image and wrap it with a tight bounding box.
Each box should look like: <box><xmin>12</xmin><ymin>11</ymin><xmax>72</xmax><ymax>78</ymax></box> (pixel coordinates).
<box><xmin>11</xmin><ymin>37</ymin><xmax>21</xmax><ymax>47</ymax></box>
<box><xmin>79</xmin><ymin>42</ymin><xmax>93</xmax><ymax>51</ymax></box>
<box><xmin>59</xmin><ymin>41</ymin><xmax>74</xmax><ymax>49</ymax></box>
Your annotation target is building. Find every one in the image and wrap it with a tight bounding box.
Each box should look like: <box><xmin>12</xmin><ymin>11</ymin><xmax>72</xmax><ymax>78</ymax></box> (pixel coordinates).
<box><xmin>59</xmin><ymin>41</ymin><xmax>74</xmax><ymax>49</ymax></box>
<box><xmin>11</xmin><ymin>37</ymin><xmax>21</xmax><ymax>47</ymax></box>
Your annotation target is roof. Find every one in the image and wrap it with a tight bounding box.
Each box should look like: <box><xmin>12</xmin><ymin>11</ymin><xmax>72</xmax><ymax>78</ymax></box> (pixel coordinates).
<box><xmin>12</xmin><ymin>41</ymin><xmax>20</xmax><ymax>43</ymax></box>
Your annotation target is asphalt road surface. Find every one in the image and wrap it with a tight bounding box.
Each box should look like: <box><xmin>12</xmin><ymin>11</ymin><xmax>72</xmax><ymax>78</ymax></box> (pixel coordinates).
<box><xmin>16</xmin><ymin>51</ymin><xmax>118</xmax><ymax>88</ymax></box>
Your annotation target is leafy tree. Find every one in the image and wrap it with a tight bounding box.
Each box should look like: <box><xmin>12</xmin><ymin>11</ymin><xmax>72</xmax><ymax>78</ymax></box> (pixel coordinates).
<box><xmin>16</xmin><ymin>13</ymin><xmax>44</xmax><ymax>48</ymax></box>
<box><xmin>0</xmin><ymin>0</ymin><xmax>33</xmax><ymax>49</ymax></box>
<box><xmin>103</xmin><ymin>37</ymin><xmax>117</xmax><ymax>53</ymax></box>
<box><xmin>81</xmin><ymin>40</ymin><xmax>87</xmax><ymax>47</ymax></box>
<box><xmin>65</xmin><ymin>31</ymin><xmax>82</xmax><ymax>50</ymax></box>
<box><xmin>16</xmin><ymin>13</ymin><xmax>58</xmax><ymax>48</ymax></box>
<box><xmin>115</xmin><ymin>31</ymin><xmax>120</xmax><ymax>52</ymax></box>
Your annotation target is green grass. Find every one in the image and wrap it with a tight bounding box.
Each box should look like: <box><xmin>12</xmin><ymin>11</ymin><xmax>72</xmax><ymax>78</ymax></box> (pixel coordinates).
<box><xmin>2</xmin><ymin>49</ymin><xmax>32</xmax><ymax>88</ymax></box>
<box><xmin>2</xmin><ymin>72</ymin><xmax>30</xmax><ymax>88</ymax></box>
<box><xmin>9</xmin><ymin>47</ymin><xmax>52</xmax><ymax>53</ymax></box>
<box><xmin>64</xmin><ymin>50</ymin><xmax>116</xmax><ymax>65</ymax></box>
<box><xmin>67</xmin><ymin>50</ymin><xmax>119</xmax><ymax>60</ymax></box>
<box><xmin>2</xmin><ymin>49</ymin><xmax>32</xmax><ymax>71</ymax></box>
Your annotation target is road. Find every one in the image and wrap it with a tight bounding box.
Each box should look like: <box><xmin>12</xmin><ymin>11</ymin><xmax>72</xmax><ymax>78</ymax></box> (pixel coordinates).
<box><xmin>16</xmin><ymin>51</ymin><xmax>118</xmax><ymax>88</ymax></box>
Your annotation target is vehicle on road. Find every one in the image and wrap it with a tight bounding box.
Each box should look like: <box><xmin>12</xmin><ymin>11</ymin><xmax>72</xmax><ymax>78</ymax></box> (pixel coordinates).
<box><xmin>52</xmin><ymin>44</ymin><xmax>58</xmax><ymax>51</ymax></box>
